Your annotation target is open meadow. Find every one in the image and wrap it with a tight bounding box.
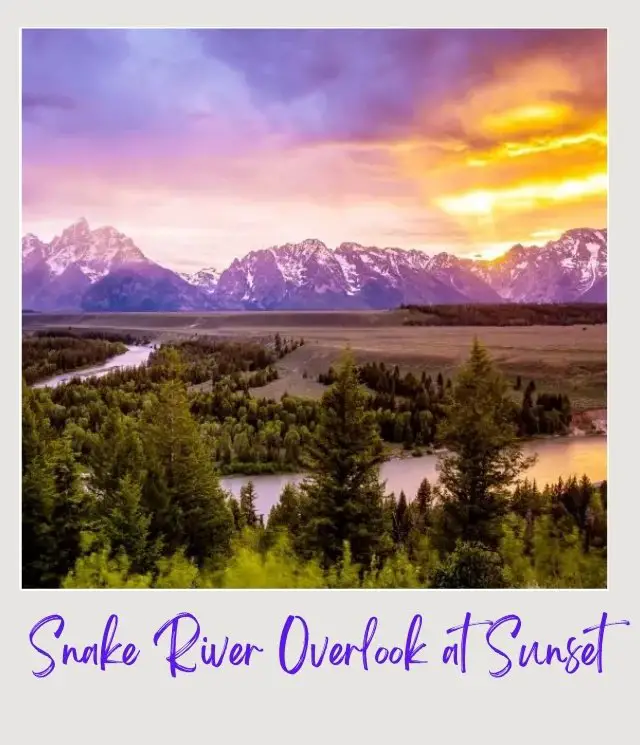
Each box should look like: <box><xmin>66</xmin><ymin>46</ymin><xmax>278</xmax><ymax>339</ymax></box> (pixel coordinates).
<box><xmin>22</xmin><ymin>310</ymin><xmax>607</xmax><ymax>411</ymax></box>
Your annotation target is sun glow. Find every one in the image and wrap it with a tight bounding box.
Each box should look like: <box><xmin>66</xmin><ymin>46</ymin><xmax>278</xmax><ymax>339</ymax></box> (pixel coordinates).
<box><xmin>437</xmin><ymin>172</ymin><xmax>608</xmax><ymax>216</ymax></box>
<box><xmin>481</xmin><ymin>102</ymin><xmax>570</xmax><ymax>133</ymax></box>
<box><xmin>466</xmin><ymin>130</ymin><xmax>607</xmax><ymax>167</ymax></box>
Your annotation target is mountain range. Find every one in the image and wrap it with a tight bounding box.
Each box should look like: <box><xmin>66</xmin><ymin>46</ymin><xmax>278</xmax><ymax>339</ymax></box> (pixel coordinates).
<box><xmin>21</xmin><ymin>218</ymin><xmax>607</xmax><ymax>311</ymax></box>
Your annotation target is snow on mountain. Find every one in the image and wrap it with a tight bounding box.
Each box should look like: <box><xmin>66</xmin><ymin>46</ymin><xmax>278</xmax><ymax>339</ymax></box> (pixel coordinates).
<box><xmin>21</xmin><ymin>223</ymin><xmax>608</xmax><ymax>311</ymax></box>
<box><xmin>21</xmin><ymin>218</ymin><xmax>210</xmax><ymax>311</ymax></box>
<box><xmin>22</xmin><ymin>218</ymin><xmax>148</xmax><ymax>287</ymax></box>
<box><xmin>472</xmin><ymin>228</ymin><xmax>607</xmax><ymax>303</ymax></box>
<box><xmin>43</xmin><ymin>218</ymin><xmax>148</xmax><ymax>282</ymax></box>
<box><xmin>212</xmin><ymin>240</ymin><xmax>491</xmax><ymax>309</ymax></box>
<box><xmin>21</xmin><ymin>233</ymin><xmax>50</xmax><ymax>273</ymax></box>
<box><xmin>179</xmin><ymin>267</ymin><xmax>221</xmax><ymax>294</ymax></box>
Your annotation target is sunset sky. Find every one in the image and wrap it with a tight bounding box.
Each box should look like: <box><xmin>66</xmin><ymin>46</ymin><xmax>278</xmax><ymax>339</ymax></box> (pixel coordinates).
<box><xmin>22</xmin><ymin>29</ymin><xmax>607</xmax><ymax>271</ymax></box>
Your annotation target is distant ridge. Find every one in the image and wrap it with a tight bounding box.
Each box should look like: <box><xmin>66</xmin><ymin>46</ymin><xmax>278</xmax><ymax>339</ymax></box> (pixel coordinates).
<box><xmin>22</xmin><ymin>221</ymin><xmax>607</xmax><ymax>312</ymax></box>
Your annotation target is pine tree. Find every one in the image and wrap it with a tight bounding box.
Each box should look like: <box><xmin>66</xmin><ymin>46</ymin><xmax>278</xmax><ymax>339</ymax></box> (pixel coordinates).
<box><xmin>23</xmin><ymin>432</ymin><xmax>93</xmax><ymax>588</ymax></box>
<box><xmin>140</xmin><ymin>382</ymin><xmax>233</xmax><ymax>565</ymax></box>
<box><xmin>48</xmin><ymin>436</ymin><xmax>94</xmax><ymax>583</ymax></box>
<box><xmin>600</xmin><ymin>480</ymin><xmax>607</xmax><ymax>510</ymax></box>
<box><xmin>239</xmin><ymin>481</ymin><xmax>259</xmax><ymax>528</ymax></box>
<box><xmin>299</xmin><ymin>352</ymin><xmax>391</xmax><ymax>567</ymax></box>
<box><xmin>267</xmin><ymin>483</ymin><xmax>304</xmax><ymax>537</ymax></box>
<box><xmin>229</xmin><ymin>497</ymin><xmax>242</xmax><ymax>531</ymax></box>
<box><xmin>91</xmin><ymin>410</ymin><xmax>144</xmax><ymax>496</ymax></box>
<box><xmin>22</xmin><ymin>382</ymin><xmax>47</xmax><ymax>474</ymax></box>
<box><xmin>393</xmin><ymin>491</ymin><xmax>411</xmax><ymax>545</ymax></box>
<box><xmin>22</xmin><ymin>385</ymin><xmax>57</xmax><ymax>587</ymax></box>
<box><xmin>22</xmin><ymin>452</ymin><xmax>58</xmax><ymax>587</ymax></box>
<box><xmin>99</xmin><ymin>474</ymin><xmax>154</xmax><ymax>572</ymax></box>
<box><xmin>436</xmin><ymin>340</ymin><xmax>535</xmax><ymax>550</ymax></box>
<box><xmin>412</xmin><ymin>478</ymin><xmax>433</xmax><ymax>533</ymax></box>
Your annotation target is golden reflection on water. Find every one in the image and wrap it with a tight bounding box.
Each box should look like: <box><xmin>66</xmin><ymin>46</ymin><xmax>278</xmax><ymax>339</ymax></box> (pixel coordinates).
<box><xmin>222</xmin><ymin>436</ymin><xmax>608</xmax><ymax>513</ymax></box>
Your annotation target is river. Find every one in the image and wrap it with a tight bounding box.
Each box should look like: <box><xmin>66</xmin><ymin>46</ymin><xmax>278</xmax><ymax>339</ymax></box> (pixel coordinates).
<box><xmin>220</xmin><ymin>435</ymin><xmax>607</xmax><ymax>516</ymax></box>
<box><xmin>32</xmin><ymin>345</ymin><xmax>154</xmax><ymax>388</ymax></box>
<box><xmin>30</xmin><ymin>346</ymin><xmax>607</xmax><ymax>517</ymax></box>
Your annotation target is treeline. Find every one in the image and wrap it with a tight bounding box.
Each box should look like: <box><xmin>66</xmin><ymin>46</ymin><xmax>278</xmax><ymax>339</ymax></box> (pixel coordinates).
<box><xmin>23</xmin><ymin>340</ymin><xmax>606</xmax><ymax>589</ymax></box>
<box><xmin>193</xmin><ymin>393</ymin><xmax>315</xmax><ymax>474</ymax></box>
<box><xmin>24</xmin><ymin>336</ymin><xmax>313</xmax><ymax>476</ymax></box>
<box><xmin>320</xmin><ymin>361</ymin><xmax>572</xmax><ymax>444</ymax></box>
<box><xmin>147</xmin><ymin>335</ymin><xmax>303</xmax><ymax>387</ymax></box>
<box><xmin>401</xmin><ymin>303</ymin><xmax>607</xmax><ymax>326</ymax></box>
<box><xmin>31</xmin><ymin>329</ymin><xmax>151</xmax><ymax>344</ymax></box>
<box><xmin>23</xmin><ymin>331</ymin><xmax>573</xmax><ymax>483</ymax></box>
<box><xmin>22</xmin><ymin>334</ymin><xmax>128</xmax><ymax>385</ymax></box>
<box><xmin>517</xmin><ymin>383</ymin><xmax>572</xmax><ymax>436</ymax></box>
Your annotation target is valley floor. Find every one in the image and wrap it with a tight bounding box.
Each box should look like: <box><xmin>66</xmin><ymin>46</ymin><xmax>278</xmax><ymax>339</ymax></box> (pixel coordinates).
<box><xmin>22</xmin><ymin>311</ymin><xmax>607</xmax><ymax>411</ymax></box>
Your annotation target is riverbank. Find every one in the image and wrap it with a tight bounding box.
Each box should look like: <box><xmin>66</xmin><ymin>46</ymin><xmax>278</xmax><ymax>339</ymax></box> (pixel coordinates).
<box><xmin>220</xmin><ymin>434</ymin><xmax>607</xmax><ymax>514</ymax></box>
<box><xmin>388</xmin><ymin>429</ymin><xmax>607</xmax><ymax>461</ymax></box>
<box><xmin>31</xmin><ymin>344</ymin><xmax>155</xmax><ymax>389</ymax></box>
<box><xmin>570</xmin><ymin>408</ymin><xmax>607</xmax><ymax>435</ymax></box>
<box><xmin>217</xmin><ymin>427</ymin><xmax>607</xmax><ymax>478</ymax></box>
<box><xmin>26</xmin><ymin>336</ymin><xmax>605</xmax><ymax>476</ymax></box>
<box><xmin>27</xmin><ymin>344</ymin><xmax>126</xmax><ymax>384</ymax></box>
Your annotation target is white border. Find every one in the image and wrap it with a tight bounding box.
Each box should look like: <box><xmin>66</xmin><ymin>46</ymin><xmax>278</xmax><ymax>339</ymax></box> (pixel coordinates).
<box><xmin>5</xmin><ymin>6</ymin><xmax>639</xmax><ymax>743</ymax></box>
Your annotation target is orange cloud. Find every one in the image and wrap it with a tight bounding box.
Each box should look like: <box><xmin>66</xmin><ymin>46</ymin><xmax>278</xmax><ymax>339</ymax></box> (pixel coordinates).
<box><xmin>437</xmin><ymin>172</ymin><xmax>608</xmax><ymax>216</ymax></box>
<box><xmin>382</xmin><ymin>52</ymin><xmax>608</xmax><ymax>257</ymax></box>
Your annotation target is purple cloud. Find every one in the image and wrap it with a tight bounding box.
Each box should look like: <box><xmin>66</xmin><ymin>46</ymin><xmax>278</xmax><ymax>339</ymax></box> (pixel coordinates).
<box><xmin>23</xmin><ymin>29</ymin><xmax>606</xmax><ymax>147</ymax></box>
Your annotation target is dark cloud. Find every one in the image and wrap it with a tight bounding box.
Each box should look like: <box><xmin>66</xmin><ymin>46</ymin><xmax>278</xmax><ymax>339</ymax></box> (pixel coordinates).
<box><xmin>192</xmin><ymin>29</ymin><xmax>606</xmax><ymax>142</ymax></box>
<box><xmin>21</xmin><ymin>29</ymin><xmax>607</xmax><ymax>150</ymax></box>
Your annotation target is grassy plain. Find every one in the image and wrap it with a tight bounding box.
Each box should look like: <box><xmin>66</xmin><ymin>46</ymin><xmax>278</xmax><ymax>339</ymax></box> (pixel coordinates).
<box><xmin>22</xmin><ymin>311</ymin><xmax>607</xmax><ymax>410</ymax></box>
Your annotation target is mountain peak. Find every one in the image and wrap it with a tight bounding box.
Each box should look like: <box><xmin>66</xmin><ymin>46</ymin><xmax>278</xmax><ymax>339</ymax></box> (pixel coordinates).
<box><xmin>22</xmin><ymin>224</ymin><xmax>608</xmax><ymax>311</ymax></box>
<box><xmin>337</xmin><ymin>242</ymin><xmax>367</xmax><ymax>252</ymax></box>
<box><xmin>63</xmin><ymin>216</ymin><xmax>90</xmax><ymax>235</ymax></box>
<box><xmin>179</xmin><ymin>266</ymin><xmax>221</xmax><ymax>295</ymax></box>
<box><xmin>23</xmin><ymin>220</ymin><xmax>150</xmax><ymax>285</ymax></box>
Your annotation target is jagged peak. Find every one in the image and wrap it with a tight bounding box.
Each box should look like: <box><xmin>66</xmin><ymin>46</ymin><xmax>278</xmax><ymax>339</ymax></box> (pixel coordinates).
<box><xmin>63</xmin><ymin>217</ymin><xmax>91</xmax><ymax>234</ymax></box>
<box><xmin>429</xmin><ymin>251</ymin><xmax>460</xmax><ymax>267</ymax></box>
<box><xmin>22</xmin><ymin>221</ymin><xmax>608</xmax><ymax>310</ymax></box>
<box><xmin>92</xmin><ymin>224</ymin><xmax>124</xmax><ymax>237</ymax></box>
<box><xmin>561</xmin><ymin>226</ymin><xmax>606</xmax><ymax>238</ymax></box>
<box><xmin>278</xmin><ymin>238</ymin><xmax>330</xmax><ymax>255</ymax></box>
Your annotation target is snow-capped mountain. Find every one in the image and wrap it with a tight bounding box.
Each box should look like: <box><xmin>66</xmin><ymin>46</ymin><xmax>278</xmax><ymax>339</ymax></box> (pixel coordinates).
<box><xmin>213</xmin><ymin>239</ymin><xmax>499</xmax><ymax>309</ymax></box>
<box><xmin>470</xmin><ymin>228</ymin><xmax>608</xmax><ymax>303</ymax></box>
<box><xmin>23</xmin><ymin>217</ymin><xmax>148</xmax><ymax>281</ymax></box>
<box><xmin>21</xmin><ymin>221</ymin><xmax>607</xmax><ymax>312</ymax></box>
<box><xmin>22</xmin><ymin>218</ymin><xmax>211</xmax><ymax>311</ymax></box>
<box><xmin>179</xmin><ymin>267</ymin><xmax>220</xmax><ymax>295</ymax></box>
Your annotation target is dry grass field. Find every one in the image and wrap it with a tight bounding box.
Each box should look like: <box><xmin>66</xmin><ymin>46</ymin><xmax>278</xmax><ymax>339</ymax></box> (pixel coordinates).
<box><xmin>23</xmin><ymin>311</ymin><xmax>607</xmax><ymax>410</ymax></box>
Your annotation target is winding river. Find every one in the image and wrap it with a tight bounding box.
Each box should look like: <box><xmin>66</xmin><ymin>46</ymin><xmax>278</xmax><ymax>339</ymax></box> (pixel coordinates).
<box><xmin>32</xmin><ymin>345</ymin><xmax>154</xmax><ymax>388</ymax></box>
<box><xmin>221</xmin><ymin>435</ymin><xmax>607</xmax><ymax>516</ymax></box>
<box><xmin>29</xmin><ymin>345</ymin><xmax>607</xmax><ymax>517</ymax></box>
